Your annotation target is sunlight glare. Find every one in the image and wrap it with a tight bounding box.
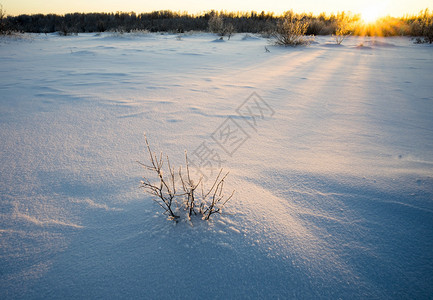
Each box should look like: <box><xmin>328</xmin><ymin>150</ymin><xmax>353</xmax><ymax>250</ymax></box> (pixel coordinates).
<box><xmin>361</xmin><ymin>6</ymin><xmax>381</xmax><ymax>23</ymax></box>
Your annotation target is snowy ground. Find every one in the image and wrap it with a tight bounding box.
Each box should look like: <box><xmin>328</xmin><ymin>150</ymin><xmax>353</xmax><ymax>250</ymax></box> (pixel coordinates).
<box><xmin>1</xmin><ymin>32</ymin><xmax>433</xmax><ymax>299</ymax></box>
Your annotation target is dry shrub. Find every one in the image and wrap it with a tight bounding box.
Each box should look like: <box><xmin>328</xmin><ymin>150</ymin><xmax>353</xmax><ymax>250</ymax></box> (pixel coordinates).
<box><xmin>333</xmin><ymin>12</ymin><xmax>353</xmax><ymax>45</ymax></box>
<box><xmin>139</xmin><ymin>135</ymin><xmax>234</xmax><ymax>221</ymax></box>
<box><xmin>273</xmin><ymin>13</ymin><xmax>312</xmax><ymax>46</ymax></box>
<box><xmin>208</xmin><ymin>15</ymin><xmax>235</xmax><ymax>39</ymax></box>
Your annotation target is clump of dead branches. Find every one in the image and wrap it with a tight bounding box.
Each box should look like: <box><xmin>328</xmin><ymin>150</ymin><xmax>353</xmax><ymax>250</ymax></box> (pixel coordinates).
<box><xmin>139</xmin><ymin>134</ymin><xmax>234</xmax><ymax>221</ymax></box>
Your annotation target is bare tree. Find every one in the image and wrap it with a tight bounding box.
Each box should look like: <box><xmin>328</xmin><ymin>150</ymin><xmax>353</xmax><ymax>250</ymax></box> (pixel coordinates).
<box><xmin>208</xmin><ymin>14</ymin><xmax>235</xmax><ymax>39</ymax></box>
<box><xmin>225</xmin><ymin>23</ymin><xmax>235</xmax><ymax>40</ymax></box>
<box><xmin>209</xmin><ymin>15</ymin><xmax>224</xmax><ymax>35</ymax></box>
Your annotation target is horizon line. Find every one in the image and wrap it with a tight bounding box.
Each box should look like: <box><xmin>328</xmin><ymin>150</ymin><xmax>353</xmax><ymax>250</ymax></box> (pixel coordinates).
<box><xmin>4</xmin><ymin>8</ymin><xmax>431</xmax><ymax>18</ymax></box>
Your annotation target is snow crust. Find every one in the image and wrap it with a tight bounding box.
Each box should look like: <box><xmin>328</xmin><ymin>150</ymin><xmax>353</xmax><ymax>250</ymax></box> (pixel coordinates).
<box><xmin>1</xmin><ymin>32</ymin><xmax>432</xmax><ymax>298</ymax></box>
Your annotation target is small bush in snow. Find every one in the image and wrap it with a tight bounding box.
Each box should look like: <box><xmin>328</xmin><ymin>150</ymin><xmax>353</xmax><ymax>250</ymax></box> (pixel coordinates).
<box><xmin>333</xmin><ymin>12</ymin><xmax>352</xmax><ymax>45</ymax></box>
<box><xmin>58</xmin><ymin>22</ymin><xmax>78</xmax><ymax>36</ymax></box>
<box><xmin>139</xmin><ymin>135</ymin><xmax>234</xmax><ymax>221</ymax></box>
<box><xmin>418</xmin><ymin>9</ymin><xmax>433</xmax><ymax>43</ymax></box>
<box><xmin>273</xmin><ymin>12</ymin><xmax>312</xmax><ymax>46</ymax></box>
<box><xmin>224</xmin><ymin>23</ymin><xmax>235</xmax><ymax>40</ymax></box>
<box><xmin>208</xmin><ymin>15</ymin><xmax>224</xmax><ymax>35</ymax></box>
<box><xmin>208</xmin><ymin>15</ymin><xmax>235</xmax><ymax>40</ymax></box>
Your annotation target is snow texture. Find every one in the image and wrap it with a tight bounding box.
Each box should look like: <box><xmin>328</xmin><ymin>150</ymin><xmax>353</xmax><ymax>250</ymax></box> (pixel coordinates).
<box><xmin>1</xmin><ymin>32</ymin><xmax>433</xmax><ymax>299</ymax></box>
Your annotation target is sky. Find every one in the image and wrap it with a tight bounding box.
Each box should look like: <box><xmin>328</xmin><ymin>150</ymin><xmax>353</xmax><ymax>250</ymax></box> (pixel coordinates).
<box><xmin>2</xmin><ymin>0</ymin><xmax>432</xmax><ymax>17</ymax></box>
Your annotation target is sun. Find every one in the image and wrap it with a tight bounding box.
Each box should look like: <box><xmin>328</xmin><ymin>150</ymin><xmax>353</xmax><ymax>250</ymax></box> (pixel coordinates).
<box><xmin>361</xmin><ymin>6</ymin><xmax>381</xmax><ymax>23</ymax></box>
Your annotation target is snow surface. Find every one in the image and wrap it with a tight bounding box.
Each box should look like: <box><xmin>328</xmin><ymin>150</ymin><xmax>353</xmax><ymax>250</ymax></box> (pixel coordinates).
<box><xmin>1</xmin><ymin>32</ymin><xmax>433</xmax><ymax>299</ymax></box>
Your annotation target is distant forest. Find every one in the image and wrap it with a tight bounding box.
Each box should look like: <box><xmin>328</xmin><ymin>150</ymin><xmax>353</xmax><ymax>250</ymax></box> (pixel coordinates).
<box><xmin>1</xmin><ymin>8</ymin><xmax>433</xmax><ymax>38</ymax></box>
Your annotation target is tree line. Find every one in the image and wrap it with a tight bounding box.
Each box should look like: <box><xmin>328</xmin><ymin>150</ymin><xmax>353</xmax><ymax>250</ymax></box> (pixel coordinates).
<box><xmin>1</xmin><ymin>7</ymin><xmax>432</xmax><ymax>42</ymax></box>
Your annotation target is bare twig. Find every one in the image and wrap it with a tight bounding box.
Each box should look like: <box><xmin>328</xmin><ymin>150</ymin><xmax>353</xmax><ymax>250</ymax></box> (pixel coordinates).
<box><xmin>179</xmin><ymin>151</ymin><xmax>202</xmax><ymax>219</ymax></box>
<box><xmin>139</xmin><ymin>134</ymin><xmax>179</xmax><ymax>219</ymax></box>
<box><xmin>201</xmin><ymin>169</ymin><xmax>235</xmax><ymax>220</ymax></box>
